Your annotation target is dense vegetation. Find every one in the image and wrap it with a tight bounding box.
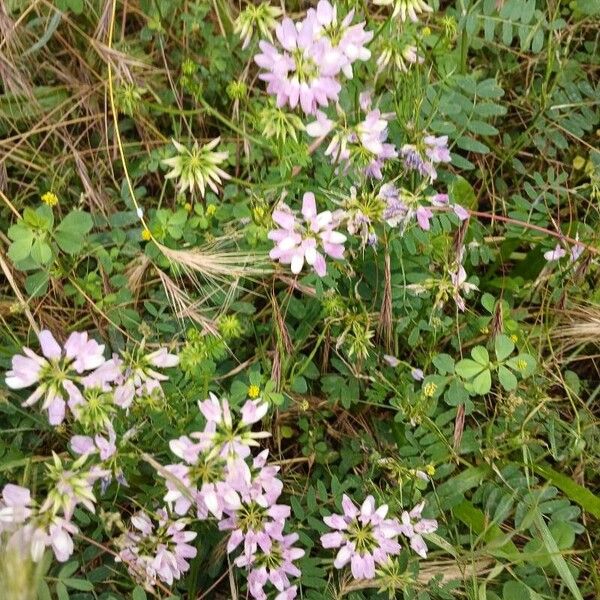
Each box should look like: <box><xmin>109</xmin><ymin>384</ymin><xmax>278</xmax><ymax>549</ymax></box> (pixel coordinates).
<box><xmin>0</xmin><ymin>0</ymin><xmax>599</xmax><ymax>599</ymax></box>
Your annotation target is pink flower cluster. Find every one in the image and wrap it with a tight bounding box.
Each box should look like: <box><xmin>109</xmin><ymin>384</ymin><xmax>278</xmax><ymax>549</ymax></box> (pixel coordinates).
<box><xmin>401</xmin><ymin>135</ymin><xmax>451</xmax><ymax>181</ymax></box>
<box><xmin>116</xmin><ymin>509</ymin><xmax>197</xmax><ymax>587</ymax></box>
<box><xmin>0</xmin><ymin>456</ymin><xmax>105</xmax><ymax>563</ymax></box>
<box><xmin>157</xmin><ymin>393</ymin><xmax>304</xmax><ymax>599</ymax></box>
<box><xmin>269</xmin><ymin>192</ymin><xmax>346</xmax><ymax>277</ymax></box>
<box><xmin>320</xmin><ymin>495</ymin><xmax>437</xmax><ymax>579</ymax></box>
<box><xmin>254</xmin><ymin>1</ymin><xmax>372</xmax><ymax>114</ymax></box>
<box><xmin>5</xmin><ymin>330</ymin><xmax>178</xmax><ymax>425</ymax></box>
<box><xmin>381</xmin><ymin>185</ymin><xmax>468</xmax><ymax>233</ymax></box>
<box><xmin>306</xmin><ymin>93</ymin><xmax>397</xmax><ymax>179</ymax></box>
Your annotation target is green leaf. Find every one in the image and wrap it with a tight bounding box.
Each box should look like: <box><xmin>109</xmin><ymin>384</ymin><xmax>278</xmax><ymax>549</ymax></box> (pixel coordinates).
<box><xmin>58</xmin><ymin>561</ymin><xmax>79</xmax><ymax>579</ymax></box>
<box><xmin>37</xmin><ymin>580</ymin><xmax>52</xmax><ymax>600</ymax></box>
<box><xmin>533</xmin><ymin>515</ymin><xmax>583</xmax><ymax>600</ymax></box>
<box><xmin>131</xmin><ymin>585</ymin><xmax>147</xmax><ymax>600</ymax></box>
<box><xmin>453</xmin><ymin>499</ymin><xmax>521</xmax><ymax>560</ymax></box>
<box><xmin>471</xmin><ymin>346</ymin><xmax>490</xmax><ymax>365</ymax></box>
<box><xmin>532</xmin><ymin>463</ymin><xmax>600</xmax><ymax>519</ymax></box>
<box><xmin>55</xmin><ymin>210</ymin><xmax>93</xmax><ymax>254</ymax></box>
<box><xmin>132</xmin><ymin>587</ymin><xmax>147</xmax><ymax>600</ymax></box>
<box><xmin>471</xmin><ymin>369</ymin><xmax>492</xmax><ymax>395</ymax></box>
<box><xmin>55</xmin><ymin>581</ymin><xmax>69</xmax><ymax>600</ymax></box>
<box><xmin>7</xmin><ymin>229</ymin><xmax>34</xmax><ymax>262</ymax></box>
<box><xmin>449</xmin><ymin>176</ymin><xmax>477</xmax><ymax>210</ymax></box>
<box><xmin>30</xmin><ymin>240</ymin><xmax>52</xmax><ymax>265</ymax></box>
<box><xmin>432</xmin><ymin>353</ymin><xmax>455</xmax><ymax>375</ymax></box>
<box><xmin>63</xmin><ymin>579</ymin><xmax>94</xmax><ymax>591</ymax></box>
<box><xmin>498</xmin><ymin>365</ymin><xmax>518</xmax><ymax>391</ymax></box>
<box><xmin>457</xmin><ymin>136</ymin><xmax>490</xmax><ymax>154</ymax></box>
<box><xmin>495</xmin><ymin>334</ymin><xmax>515</xmax><ymax>361</ymax></box>
<box><xmin>506</xmin><ymin>353</ymin><xmax>536</xmax><ymax>377</ymax></box>
<box><xmin>455</xmin><ymin>358</ymin><xmax>484</xmax><ymax>379</ymax></box>
<box><xmin>502</xmin><ymin>581</ymin><xmax>530</xmax><ymax>600</ymax></box>
<box><xmin>467</xmin><ymin>120</ymin><xmax>499</xmax><ymax>136</ymax></box>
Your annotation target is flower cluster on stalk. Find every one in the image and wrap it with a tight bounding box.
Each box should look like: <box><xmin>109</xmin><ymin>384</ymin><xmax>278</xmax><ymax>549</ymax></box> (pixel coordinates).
<box><xmin>269</xmin><ymin>192</ymin><xmax>347</xmax><ymax>277</ymax></box>
<box><xmin>254</xmin><ymin>1</ymin><xmax>372</xmax><ymax>114</ymax></box>
<box><xmin>320</xmin><ymin>494</ymin><xmax>438</xmax><ymax>580</ymax></box>
<box><xmin>116</xmin><ymin>509</ymin><xmax>197</xmax><ymax>588</ymax></box>
<box><xmin>0</xmin><ymin>453</ymin><xmax>106</xmax><ymax>563</ymax></box>
<box><xmin>5</xmin><ymin>329</ymin><xmax>178</xmax><ymax>426</ymax></box>
<box><xmin>154</xmin><ymin>393</ymin><xmax>304</xmax><ymax>599</ymax></box>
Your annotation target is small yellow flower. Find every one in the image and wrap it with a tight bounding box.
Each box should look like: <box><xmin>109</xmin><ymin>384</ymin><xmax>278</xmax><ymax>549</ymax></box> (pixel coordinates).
<box><xmin>184</xmin><ymin>202</ymin><xmax>193</xmax><ymax>212</ymax></box>
<box><xmin>41</xmin><ymin>191</ymin><xmax>58</xmax><ymax>206</ymax></box>
<box><xmin>480</xmin><ymin>326</ymin><xmax>489</xmax><ymax>334</ymax></box>
<box><xmin>141</xmin><ymin>228</ymin><xmax>152</xmax><ymax>241</ymax></box>
<box><xmin>206</xmin><ymin>204</ymin><xmax>217</xmax><ymax>217</ymax></box>
<box><xmin>510</xmin><ymin>334</ymin><xmax>518</xmax><ymax>343</ymax></box>
<box><xmin>423</xmin><ymin>382</ymin><xmax>437</xmax><ymax>397</ymax></box>
<box><xmin>425</xmin><ymin>464</ymin><xmax>436</xmax><ymax>476</ymax></box>
<box><xmin>248</xmin><ymin>384</ymin><xmax>261</xmax><ymax>399</ymax></box>
<box><xmin>572</xmin><ymin>156</ymin><xmax>586</xmax><ymax>170</ymax></box>
<box><xmin>422</xmin><ymin>26</ymin><xmax>431</xmax><ymax>36</ymax></box>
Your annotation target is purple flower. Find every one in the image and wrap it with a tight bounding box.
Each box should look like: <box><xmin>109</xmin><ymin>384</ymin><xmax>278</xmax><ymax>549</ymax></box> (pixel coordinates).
<box><xmin>320</xmin><ymin>494</ymin><xmax>402</xmax><ymax>580</ymax></box>
<box><xmin>544</xmin><ymin>244</ymin><xmax>567</xmax><ymax>261</ymax></box>
<box><xmin>398</xmin><ymin>501</ymin><xmax>438</xmax><ymax>558</ymax></box>
<box><xmin>236</xmin><ymin>522</ymin><xmax>304</xmax><ymax>599</ymax></box>
<box><xmin>5</xmin><ymin>330</ymin><xmax>106</xmax><ymax>425</ymax></box>
<box><xmin>0</xmin><ymin>484</ymin><xmax>33</xmax><ymax>528</ymax></box>
<box><xmin>116</xmin><ymin>509</ymin><xmax>197</xmax><ymax>588</ymax></box>
<box><xmin>450</xmin><ymin>264</ymin><xmax>478</xmax><ymax>312</ymax></box>
<box><xmin>306</xmin><ymin>107</ymin><xmax>397</xmax><ymax>178</ymax></box>
<box><xmin>193</xmin><ymin>393</ymin><xmax>270</xmax><ymax>461</ymax></box>
<box><xmin>162</xmin><ymin>435</ymin><xmax>242</xmax><ymax>519</ymax></box>
<box><xmin>112</xmin><ymin>346</ymin><xmax>179</xmax><ymax>409</ymax></box>
<box><xmin>401</xmin><ymin>135</ymin><xmax>451</xmax><ymax>181</ymax></box>
<box><xmin>254</xmin><ymin>16</ymin><xmax>344</xmax><ymax>114</ymax></box>
<box><xmin>219</xmin><ymin>484</ymin><xmax>291</xmax><ymax>561</ymax></box>
<box><xmin>306</xmin><ymin>1</ymin><xmax>373</xmax><ymax>78</ymax></box>
<box><xmin>0</xmin><ymin>483</ymin><xmax>79</xmax><ymax>563</ymax></box>
<box><xmin>268</xmin><ymin>192</ymin><xmax>347</xmax><ymax>277</ymax></box>
<box><xmin>424</xmin><ymin>135</ymin><xmax>451</xmax><ymax>163</ymax></box>
<box><xmin>411</xmin><ymin>368</ymin><xmax>425</xmax><ymax>381</ymax></box>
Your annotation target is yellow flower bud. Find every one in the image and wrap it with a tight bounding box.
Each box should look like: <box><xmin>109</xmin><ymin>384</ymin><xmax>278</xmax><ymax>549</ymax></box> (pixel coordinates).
<box><xmin>41</xmin><ymin>191</ymin><xmax>59</xmax><ymax>206</ymax></box>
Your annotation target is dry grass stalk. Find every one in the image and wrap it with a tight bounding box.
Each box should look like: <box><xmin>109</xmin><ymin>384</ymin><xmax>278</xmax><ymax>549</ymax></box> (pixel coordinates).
<box><xmin>552</xmin><ymin>303</ymin><xmax>600</xmax><ymax>350</ymax></box>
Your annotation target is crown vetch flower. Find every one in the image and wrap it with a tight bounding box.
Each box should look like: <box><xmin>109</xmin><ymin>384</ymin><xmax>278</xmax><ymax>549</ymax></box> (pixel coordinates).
<box><xmin>116</xmin><ymin>509</ymin><xmax>197</xmax><ymax>588</ymax></box>
<box><xmin>39</xmin><ymin>453</ymin><xmax>106</xmax><ymax>519</ymax></box>
<box><xmin>162</xmin><ymin>435</ymin><xmax>242</xmax><ymax>519</ymax></box>
<box><xmin>398</xmin><ymin>501</ymin><xmax>438</xmax><ymax>558</ymax></box>
<box><xmin>234</xmin><ymin>2</ymin><xmax>282</xmax><ymax>50</ymax></box>
<box><xmin>320</xmin><ymin>494</ymin><xmax>402</xmax><ymax>580</ymax></box>
<box><xmin>113</xmin><ymin>345</ymin><xmax>179</xmax><ymax>409</ymax></box>
<box><xmin>306</xmin><ymin>0</ymin><xmax>373</xmax><ymax>78</ymax></box>
<box><xmin>254</xmin><ymin>16</ymin><xmax>344</xmax><ymax>114</ymax></box>
<box><xmin>162</xmin><ymin>138</ymin><xmax>230</xmax><ymax>197</ymax></box>
<box><xmin>306</xmin><ymin>103</ymin><xmax>396</xmax><ymax>179</ymax></box>
<box><xmin>193</xmin><ymin>393</ymin><xmax>270</xmax><ymax>461</ymax></box>
<box><xmin>269</xmin><ymin>192</ymin><xmax>346</xmax><ymax>277</ymax></box>
<box><xmin>5</xmin><ymin>329</ymin><xmax>105</xmax><ymax>425</ymax></box>
<box><xmin>219</xmin><ymin>483</ymin><xmax>291</xmax><ymax>561</ymax></box>
<box><xmin>236</xmin><ymin>522</ymin><xmax>305</xmax><ymax>600</ymax></box>
<box><xmin>0</xmin><ymin>483</ymin><xmax>80</xmax><ymax>563</ymax></box>
<box><xmin>373</xmin><ymin>0</ymin><xmax>433</xmax><ymax>22</ymax></box>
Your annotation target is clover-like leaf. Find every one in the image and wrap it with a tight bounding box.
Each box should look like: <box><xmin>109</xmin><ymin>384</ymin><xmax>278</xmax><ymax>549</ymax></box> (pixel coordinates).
<box><xmin>455</xmin><ymin>358</ymin><xmax>485</xmax><ymax>379</ymax></box>
<box><xmin>471</xmin><ymin>346</ymin><xmax>490</xmax><ymax>365</ymax></box>
<box><xmin>498</xmin><ymin>365</ymin><xmax>518</xmax><ymax>391</ymax></box>
<box><xmin>495</xmin><ymin>334</ymin><xmax>515</xmax><ymax>362</ymax></box>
